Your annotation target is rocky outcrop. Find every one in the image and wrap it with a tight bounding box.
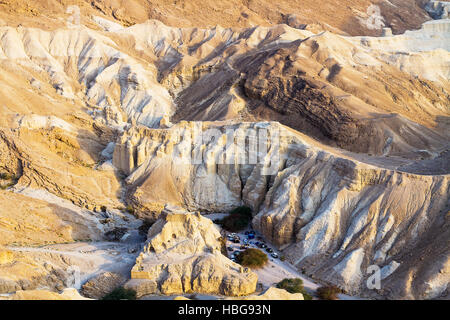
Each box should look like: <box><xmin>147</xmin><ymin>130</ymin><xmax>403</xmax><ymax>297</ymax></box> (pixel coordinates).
<box><xmin>0</xmin><ymin>0</ymin><xmax>433</xmax><ymax>36</ymax></box>
<box><xmin>0</xmin><ymin>241</ymin><xmax>141</xmax><ymax>295</ymax></box>
<box><xmin>167</xmin><ymin>21</ymin><xmax>448</xmax><ymax>156</ymax></box>
<box><xmin>113</xmin><ymin>122</ymin><xmax>284</xmax><ymax>219</ymax></box>
<box><xmin>114</xmin><ymin>121</ymin><xmax>449</xmax><ymax>299</ymax></box>
<box><xmin>0</xmin><ymin>2</ymin><xmax>448</xmax><ymax>301</ymax></box>
<box><xmin>126</xmin><ymin>206</ymin><xmax>257</xmax><ymax>297</ymax></box>
<box><xmin>81</xmin><ymin>272</ymin><xmax>127</xmax><ymax>299</ymax></box>
<box><xmin>239</xmin><ymin>287</ymin><xmax>304</xmax><ymax>300</ymax></box>
<box><xmin>0</xmin><ymin>255</ymin><xmax>78</xmax><ymax>295</ymax></box>
<box><xmin>174</xmin><ymin>287</ymin><xmax>306</xmax><ymax>300</ymax></box>
<box><xmin>0</xmin><ymin>125</ymin><xmax>123</xmax><ymax>211</ymax></box>
<box><xmin>1</xmin><ymin>288</ymin><xmax>90</xmax><ymax>300</ymax></box>
<box><xmin>0</xmin><ymin>20</ymin><xmax>447</xmax><ymax>160</ymax></box>
<box><xmin>254</xmin><ymin>146</ymin><xmax>449</xmax><ymax>299</ymax></box>
<box><xmin>255</xmin><ymin>159</ymin><xmax>449</xmax><ymax>298</ymax></box>
<box><xmin>0</xmin><ymin>247</ymin><xmax>13</xmax><ymax>265</ymax></box>
<box><xmin>0</xmin><ymin>190</ymin><xmax>101</xmax><ymax>246</ymax></box>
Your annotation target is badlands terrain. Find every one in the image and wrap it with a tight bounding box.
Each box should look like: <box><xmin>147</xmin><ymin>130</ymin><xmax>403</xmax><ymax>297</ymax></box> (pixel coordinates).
<box><xmin>0</xmin><ymin>1</ymin><xmax>449</xmax><ymax>300</ymax></box>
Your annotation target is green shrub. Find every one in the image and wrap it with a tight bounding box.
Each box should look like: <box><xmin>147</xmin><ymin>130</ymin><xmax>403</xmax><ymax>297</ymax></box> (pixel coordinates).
<box><xmin>216</xmin><ymin>206</ymin><xmax>252</xmax><ymax>232</ymax></box>
<box><xmin>0</xmin><ymin>173</ymin><xmax>18</xmax><ymax>190</ymax></box>
<box><xmin>303</xmin><ymin>292</ymin><xmax>313</xmax><ymax>300</ymax></box>
<box><xmin>102</xmin><ymin>287</ymin><xmax>137</xmax><ymax>300</ymax></box>
<box><xmin>236</xmin><ymin>248</ymin><xmax>268</xmax><ymax>268</ymax></box>
<box><xmin>0</xmin><ymin>182</ymin><xmax>16</xmax><ymax>190</ymax></box>
<box><xmin>317</xmin><ymin>285</ymin><xmax>341</xmax><ymax>300</ymax></box>
<box><xmin>0</xmin><ymin>172</ymin><xmax>15</xmax><ymax>180</ymax></box>
<box><xmin>276</xmin><ymin>278</ymin><xmax>313</xmax><ymax>300</ymax></box>
<box><xmin>276</xmin><ymin>278</ymin><xmax>304</xmax><ymax>293</ymax></box>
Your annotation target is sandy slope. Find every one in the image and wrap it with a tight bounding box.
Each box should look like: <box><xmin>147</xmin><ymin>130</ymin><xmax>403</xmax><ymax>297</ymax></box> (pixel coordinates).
<box><xmin>0</xmin><ymin>0</ymin><xmax>433</xmax><ymax>35</ymax></box>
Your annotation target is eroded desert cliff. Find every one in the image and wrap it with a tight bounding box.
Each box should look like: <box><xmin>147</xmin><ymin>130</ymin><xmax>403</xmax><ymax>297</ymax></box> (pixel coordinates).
<box><xmin>0</xmin><ymin>1</ymin><xmax>448</xmax><ymax>300</ymax></box>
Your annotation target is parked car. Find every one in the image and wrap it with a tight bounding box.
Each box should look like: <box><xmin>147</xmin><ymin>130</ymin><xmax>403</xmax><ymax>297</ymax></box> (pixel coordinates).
<box><xmin>266</xmin><ymin>248</ymin><xmax>274</xmax><ymax>253</ymax></box>
<box><xmin>247</xmin><ymin>234</ymin><xmax>255</xmax><ymax>240</ymax></box>
<box><xmin>232</xmin><ymin>238</ymin><xmax>240</xmax><ymax>244</ymax></box>
<box><xmin>271</xmin><ymin>253</ymin><xmax>279</xmax><ymax>259</ymax></box>
<box><xmin>261</xmin><ymin>244</ymin><xmax>267</xmax><ymax>249</ymax></box>
<box><xmin>227</xmin><ymin>246</ymin><xmax>234</xmax><ymax>251</ymax></box>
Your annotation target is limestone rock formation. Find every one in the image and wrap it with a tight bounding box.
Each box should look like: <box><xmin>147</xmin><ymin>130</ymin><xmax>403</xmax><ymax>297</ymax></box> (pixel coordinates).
<box><xmin>0</xmin><ymin>123</ymin><xmax>123</xmax><ymax>211</ymax></box>
<box><xmin>175</xmin><ymin>287</ymin><xmax>305</xmax><ymax>300</ymax></box>
<box><xmin>81</xmin><ymin>272</ymin><xmax>127</xmax><ymax>299</ymax></box>
<box><xmin>0</xmin><ymin>241</ymin><xmax>140</xmax><ymax>295</ymax></box>
<box><xmin>115</xmin><ymin>121</ymin><xmax>449</xmax><ymax>299</ymax></box>
<box><xmin>0</xmin><ymin>247</ymin><xmax>13</xmax><ymax>265</ymax></box>
<box><xmin>127</xmin><ymin>206</ymin><xmax>258</xmax><ymax>297</ymax></box>
<box><xmin>239</xmin><ymin>287</ymin><xmax>304</xmax><ymax>300</ymax></box>
<box><xmin>0</xmin><ymin>0</ymin><xmax>448</xmax><ymax>301</ymax></box>
<box><xmin>1</xmin><ymin>288</ymin><xmax>90</xmax><ymax>300</ymax></box>
<box><xmin>0</xmin><ymin>17</ymin><xmax>447</xmax><ymax>162</ymax></box>
<box><xmin>0</xmin><ymin>0</ymin><xmax>433</xmax><ymax>36</ymax></box>
<box><xmin>173</xmin><ymin>296</ymin><xmax>191</xmax><ymax>300</ymax></box>
<box><xmin>0</xmin><ymin>190</ymin><xmax>101</xmax><ymax>246</ymax></box>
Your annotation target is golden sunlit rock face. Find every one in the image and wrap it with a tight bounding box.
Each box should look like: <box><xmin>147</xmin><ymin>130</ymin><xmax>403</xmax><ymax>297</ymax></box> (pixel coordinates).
<box><xmin>0</xmin><ymin>0</ymin><xmax>448</xmax><ymax>301</ymax></box>
<box><xmin>0</xmin><ymin>0</ymin><xmax>434</xmax><ymax>35</ymax></box>
<box><xmin>127</xmin><ymin>206</ymin><xmax>258</xmax><ymax>297</ymax></box>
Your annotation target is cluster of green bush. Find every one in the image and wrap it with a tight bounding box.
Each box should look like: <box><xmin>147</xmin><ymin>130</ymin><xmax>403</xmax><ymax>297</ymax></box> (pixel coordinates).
<box><xmin>236</xmin><ymin>248</ymin><xmax>268</xmax><ymax>268</ymax></box>
<box><xmin>0</xmin><ymin>173</ymin><xmax>14</xmax><ymax>180</ymax></box>
<box><xmin>276</xmin><ymin>278</ymin><xmax>313</xmax><ymax>300</ymax></box>
<box><xmin>316</xmin><ymin>285</ymin><xmax>342</xmax><ymax>300</ymax></box>
<box><xmin>0</xmin><ymin>172</ymin><xmax>18</xmax><ymax>190</ymax></box>
<box><xmin>215</xmin><ymin>206</ymin><xmax>252</xmax><ymax>232</ymax></box>
<box><xmin>0</xmin><ymin>183</ymin><xmax>14</xmax><ymax>190</ymax></box>
<box><xmin>102</xmin><ymin>287</ymin><xmax>137</xmax><ymax>300</ymax></box>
